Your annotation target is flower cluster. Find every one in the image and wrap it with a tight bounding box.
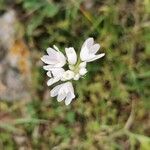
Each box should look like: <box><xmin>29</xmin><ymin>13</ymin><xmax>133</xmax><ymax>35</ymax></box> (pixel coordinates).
<box><xmin>41</xmin><ymin>38</ymin><xmax>105</xmax><ymax>105</ymax></box>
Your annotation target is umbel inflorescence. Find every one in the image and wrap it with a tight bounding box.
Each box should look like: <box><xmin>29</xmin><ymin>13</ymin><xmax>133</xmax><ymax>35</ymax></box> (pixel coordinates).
<box><xmin>41</xmin><ymin>38</ymin><xmax>105</xmax><ymax>105</ymax></box>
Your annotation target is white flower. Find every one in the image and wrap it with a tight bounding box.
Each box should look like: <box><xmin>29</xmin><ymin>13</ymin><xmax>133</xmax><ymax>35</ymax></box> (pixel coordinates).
<box><xmin>65</xmin><ymin>47</ymin><xmax>77</xmax><ymax>65</ymax></box>
<box><xmin>47</xmin><ymin>68</ymin><xmax>65</xmax><ymax>86</ymax></box>
<box><xmin>80</xmin><ymin>37</ymin><xmax>105</xmax><ymax>62</ymax></box>
<box><xmin>41</xmin><ymin>46</ymin><xmax>66</xmax><ymax>68</ymax></box>
<box><xmin>50</xmin><ymin>82</ymin><xmax>75</xmax><ymax>105</ymax></box>
<box><xmin>41</xmin><ymin>38</ymin><xmax>105</xmax><ymax>105</ymax></box>
<box><xmin>61</xmin><ymin>70</ymin><xmax>75</xmax><ymax>81</ymax></box>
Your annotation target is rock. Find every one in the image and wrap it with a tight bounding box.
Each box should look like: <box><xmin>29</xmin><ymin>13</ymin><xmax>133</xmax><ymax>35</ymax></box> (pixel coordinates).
<box><xmin>0</xmin><ymin>10</ymin><xmax>31</xmax><ymax>101</ymax></box>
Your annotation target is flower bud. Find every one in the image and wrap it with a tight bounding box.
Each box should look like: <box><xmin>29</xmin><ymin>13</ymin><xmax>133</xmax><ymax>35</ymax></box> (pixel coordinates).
<box><xmin>79</xmin><ymin>62</ymin><xmax>87</xmax><ymax>68</ymax></box>
<box><xmin>61</xmin><ymin>70</ymin><xmax>75</xmax><ymax>81</ymax></box>
<box><xmin>79</xmin><ymin>68</ymin><xmax>87</xmax><ymax>76</ymax></box>
<box><xmin>74</xmin><ymin>73</ymin><xmax>80</xmax><ymax>80</ymax></box>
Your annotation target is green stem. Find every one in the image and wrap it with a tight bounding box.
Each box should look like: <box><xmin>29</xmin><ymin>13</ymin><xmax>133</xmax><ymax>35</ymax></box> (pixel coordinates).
<box><xmin>72</xmin><ymin>58</ymin><xmax>81</xmax><ymax>74</ymax></box>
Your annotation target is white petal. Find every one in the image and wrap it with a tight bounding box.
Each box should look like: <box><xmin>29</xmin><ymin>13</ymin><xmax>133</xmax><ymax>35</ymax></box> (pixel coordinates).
<box><xmin>65</xmin><ymin>47</ymin><xmax>77</xmax><ymax>65</ymax></box>
<box><xmin>80</xmin><ymin>38</ymin><xmax>94</xmax><ymax>61</ymax></box>
<box><xmin>79</xmin><ymin>62</ymin><xmax>87</xmax><ymax>68</ymax></box>
<box><xmin>50</xmin><ymin>82</ymin><xmax>75</xmax><ymax>105</ymax></box>
<box><xmin>41</xmin><ymin>55</ymin><xmax>57</xmax><ymax>64</ymax></box>
<box><xmin>47</xmin><ymin>71</ymin><xmax>52</xmax><ymax>77</ymax></box>
<box><xmin>80</xmin><ymin>38</ymin><xmax>103</xmax><ymax>62</ymax></box>
<box><xmin>86</xmin><ymin>53</ymin><xmax>105</xmax><ymax>62</ymax></box>
<box><xmin>57</xmin><ymin>92</ymin><xmax>66</xmax><ymax>102</ymax></box>
<box><xmin>61</xmin><ymin>70</ymin><xmax>75</xmax><ymax>81</ymax></box>
<box><xmin>65</xmin><ymin>92</ymin><xmax>73</xmax><ymax>105</ymax></box>
<box><xmin>44</xmin><ymin>67</ymin><xmax>65</xmax><ymax>77</ymax></box>
<box><xmin>90</xmin><ymin>44</ymin><xmax>100</xmax><ymax>54</ymax></box>
<box><xmin>65</xmin><ymin>93</ymin><xmax>72</xmax><ymax>105</ymax></box>
<box><xmin>73</xmin><ymin>73</ymin><xmax>80</xmax><ymax>80</ymax></box>
<box><xmin>46</xmin><ymin>47</ymin><xmax>57</xmax><ymax>56</ymax></box>
<box><xmin>52</xmin><ymin>45</ymin><xmax>66</xmax><ymax>64</ymax></box>
<box><xmin>47</xmin><ymin>77</ymin><xmax>60</xmax><ymax>86</ymax></box>
<box><xmin>43</xmin><ymin>65</ymin><xmax>54</xmax><ymax>71</ymax></box>
<box><xmin>56</xmin><ymin>52</ymin><xmax>66</xmax><ymax>67</ymax></box>
<box><xmin>65</xmin><ymin>92</ymin><xmax>75</xmax><ymax>105</ymax></box>
<box><xmin>80</xmin><ymin>46</ymin><xmax>91</xmax><ymax>61</ymax></box>
<box><xmin>50</xmin><ymin>84</ymin><xmax>63</xmax><ymax>97</ymax></box>
<box><xmin>83</xmin><ymin>37</ymin><xmax>94</xmax><ymax>48</ymax></box>
<box><xmin>44</xmin><ymin>46</ymin><xmax>66</xmax><ymax>67</ymax></box>
<box><xmin>69</xmin><ymin>65</ymin><xmax>75</xmax><ymax>70</ymax></box>
<box><xmin>79</xmin><ymin>68</ymin><xmax>87</xmax><ymax>76</ymax></box>
<box><xmin>67</xmin><ymin>82</ymin><xmax>75</xmax><ymax>94</ymax></box>
<box><xmin>51</xmin><ymin>68</ymin><xmax>65</xmax><ymax>77</ymax></box>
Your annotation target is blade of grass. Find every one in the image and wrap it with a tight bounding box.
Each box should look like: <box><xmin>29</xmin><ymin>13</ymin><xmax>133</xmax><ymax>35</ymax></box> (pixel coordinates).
<box><xmin>12</xmin><ymin>118</ymin><xmax>48</xmax><ymax>125</ymax></box>
<box><xmin>0</xmin><ymin>123</ymin><xmax>19</xmax><ymax>132</ymax></box>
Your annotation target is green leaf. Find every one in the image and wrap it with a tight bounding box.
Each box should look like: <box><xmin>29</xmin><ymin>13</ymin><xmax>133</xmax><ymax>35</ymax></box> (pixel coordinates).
<box><xmin>129</xmin><ymin>133</ymin><xmax>150</xmax><ymax>150</ymax></box>
<box><xmin>41</xmin><ymin>3</ymin><xmax>59</xmax><ymax>18</ymax></box>
<box><xmin>23</xmin><ymin>0</ymin><xmax>43</xmax><ymax>11</ymax></box>
<box><xmin>54</xmin><ymin>125</ymin><xmax>67</xmax><ymax>135</ymax></box>
<box><xmin>27</xmin><ymin>14</ymin><xmax>44</xmax><ymax>35</ymax></box>
<box><xmin>0</xmin><ymin>123</ymin><xmax>18</xmax><ymax>132</ymax></box>
<box><xmin>136</xmin><ymin>134</ymin><xmax>150</xmax><ymax>150</ymax></box>
<box><xmin>66</xmin><ymin>112</ymin><xmax>75</xmax><ymax>124</ymax></box>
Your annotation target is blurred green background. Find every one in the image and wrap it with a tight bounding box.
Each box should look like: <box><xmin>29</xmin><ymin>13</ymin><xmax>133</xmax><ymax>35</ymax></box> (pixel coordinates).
<box><xmin>0</xmin><ymin>0</ymin><xmax>150</xmax><ymax>149</ymax></box>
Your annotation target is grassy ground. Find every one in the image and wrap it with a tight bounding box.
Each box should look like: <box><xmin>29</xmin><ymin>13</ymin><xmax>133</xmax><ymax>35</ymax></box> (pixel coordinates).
<box><xmin>0</xmin><ymin>0</ymin><xmax>150</xmax><ymax>149</ymax></box>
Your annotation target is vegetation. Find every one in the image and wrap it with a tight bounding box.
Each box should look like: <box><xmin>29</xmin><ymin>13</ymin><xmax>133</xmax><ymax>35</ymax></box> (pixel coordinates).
<box><xmin>0</xmin><ymin>0</ymin><xmax>150</xmax><ymax>149</ymax></box>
